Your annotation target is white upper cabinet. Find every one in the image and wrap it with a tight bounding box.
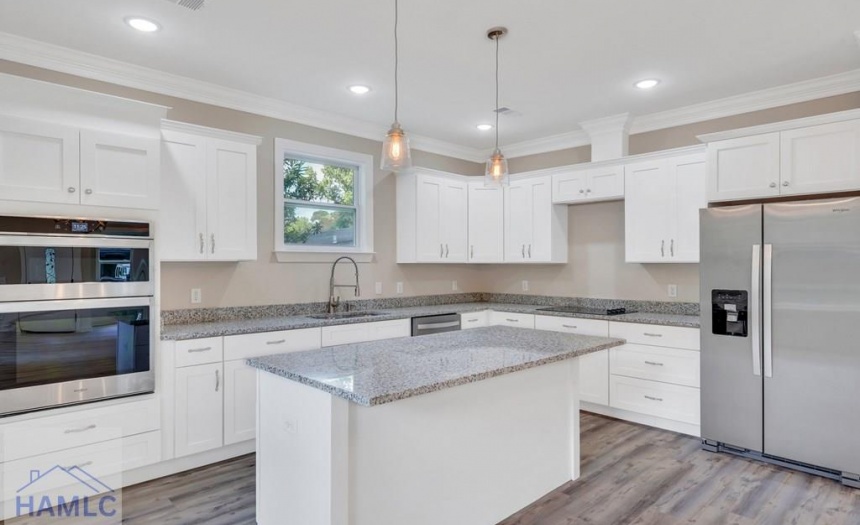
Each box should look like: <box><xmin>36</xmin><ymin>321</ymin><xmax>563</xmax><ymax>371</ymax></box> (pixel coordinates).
<box><xmin>397</xmin><ymin>168</ymin><xmax>468</xmax><ymax>263</ymax></box>
<box><xmin>780</xmin><ymin>120</ymin><xmax>860</xmax><ymax>196</ymax></box>
<box><xmin>467</xmin><ymin>182</ymin><xmax>504</xmax><ymax>263</ymax></box>
<box><xmin>79</xmin><ymin>130</ymin><xmax>160</xmax><ymax>209</ymax></box>
<box><xmin>553</xmin><ymin>165</ymin><xmax>624</xmax><ymax>204</ymax></box>
<box><xmin>160</xmin><ymin>122</ymin><xmax>261</xmax><ymax>262</ymax></box>
<box><xmin>625</xmin><ymin>152</ymin><xmax>706</xmax><ymax>263</ymax></box>
<box><xmin>703</xmin><ymin>112</ymin><xmax>860</xmax><ymax>202</ymax></box>
<box><xmin>504</xmin><ymin>176</ymin><xmax>568</xmax><ymax>263</ymax></box>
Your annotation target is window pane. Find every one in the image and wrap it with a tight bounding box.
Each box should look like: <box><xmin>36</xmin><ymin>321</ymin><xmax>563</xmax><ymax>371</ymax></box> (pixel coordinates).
<box><xmin>284</xmin><ymin>204</ymin><xmax>357</xmax><ymax>247</ymax></box>
<box><xmin>283</xmin><ymin>157</ymin><xmax>355</xmax><ymax>206</ymax></box>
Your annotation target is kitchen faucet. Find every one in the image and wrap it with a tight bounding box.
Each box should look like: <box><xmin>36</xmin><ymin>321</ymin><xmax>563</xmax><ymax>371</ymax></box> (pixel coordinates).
<box><xmin>328</xmin><ymin>256</ymin><xmax>360</xmax><ymax>313</ymax></box>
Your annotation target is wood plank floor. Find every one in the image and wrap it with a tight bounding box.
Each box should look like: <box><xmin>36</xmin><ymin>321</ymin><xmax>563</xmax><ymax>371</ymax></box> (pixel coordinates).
<box><xmin>7</xmin><ymin>412</ymin><xmax>860</xmax><ymax>524</ymax></box>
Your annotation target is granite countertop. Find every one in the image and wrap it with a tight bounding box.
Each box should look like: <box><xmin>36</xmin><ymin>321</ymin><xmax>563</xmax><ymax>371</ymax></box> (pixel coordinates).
<box><xmin>246</xmin><ymin>326</ymin><xmax>625</xmax><ymax>406</ymax></box>
<box><xmin>161</xmin><ymin>302</ymin><xmax>699</xmax><ymax>340</ymax></box>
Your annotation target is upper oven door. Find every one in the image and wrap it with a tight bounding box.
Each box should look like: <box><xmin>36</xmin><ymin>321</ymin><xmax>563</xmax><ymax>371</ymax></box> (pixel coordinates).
<box><xmin>0</xmin><ymin>235</ymin><xmax>153</xmax><ymax>301</ymax></box>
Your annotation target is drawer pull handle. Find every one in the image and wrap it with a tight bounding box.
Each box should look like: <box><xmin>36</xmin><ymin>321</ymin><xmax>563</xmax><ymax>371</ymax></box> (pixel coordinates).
<box><xmin>562</xmin><ymin>324</ymin><xmax>578</xmax><ymax>329</ymax></box>
<box><xmin>467</xmin><ymin>319</ymin><xmax>478</xmax><ymax>323</ymax></box>
<box><xmin>506</xmin><ymin>318</ymin><xmax>519</xmax><ymax>323</ymax></box>
<box><xmin>215</xmin><ymin>369</ymin><xmax>220</xmax><ymax>392</ymax></box>
<box><xmin>266</xmin><ymin>339</ymin><xmax>286</xmax><ymax>345</ymax></box>
<box><xmin>64</xmin><ymin>460</ymin><xmax>93</xmax><ymax>470</ymax></box>
<box><xmin>644</xmin><ymin>395</ymin><xmax>664</xmax><ymax>402</ymax></box>
<box><xmin>188</xmin><ymin>347</ymin><xmax>212</xmax><ymax>353</ymax></box>
<box><xmin>643</xmin><ymin>333</ymin><xmax>663</xmax><ymax>338</ymax></box>
<box><xmin>64</xmin><ymin>424</ymin><xmax>96</xmax><ymax>434</ymax></box>
<box><xmin>644</xmin><ymin>361</ymin><xmax>664</xmax><ymax>366</ymax></box>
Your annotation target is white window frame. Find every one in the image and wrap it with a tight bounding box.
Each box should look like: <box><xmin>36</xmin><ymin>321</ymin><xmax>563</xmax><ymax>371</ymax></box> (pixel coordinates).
<box><xmin>274</xmin><ymin>138</ymin><xmax>374</xmax><ymax>263</ymax></box>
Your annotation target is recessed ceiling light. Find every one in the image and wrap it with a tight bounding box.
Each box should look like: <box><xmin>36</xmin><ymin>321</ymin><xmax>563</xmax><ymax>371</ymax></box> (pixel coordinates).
<box><xmin>349</xmin><ymin>85</ymin><xmax>371</xmax><ymax>95</ymax></box>
<box><xmin>635</xmin><ymin>79</ymin><xmax>660</xmax><ymax>90</ymax></box>
<box><xmin>125</xmin><ymin>16</ymin><xmax>161</xmax><ymax>33</ymax></box>
<box><xmin>476</xmin><ymin>124</ymin><xmax>493</xmax><ymax>131</ymax></box>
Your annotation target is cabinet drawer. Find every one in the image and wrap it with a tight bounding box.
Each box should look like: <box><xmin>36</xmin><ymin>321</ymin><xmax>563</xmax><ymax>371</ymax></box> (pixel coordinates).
<box><xmin>460</xmin><ymin>311</ymin><xmax>489</xmax><ymax>329</ymax></box>
<box><xmin>0</xmin><ymin>398</ymin><xmax>160</xmax><ymax>463</ymax></box>
<box><xmin>224</xmin><ymin>328</ymin><xmax>321</xmax><ymax>361</ymax></box>
<box><xmin>609</xmin><ymin>322</ymin><xmax>700</xmax><ymax>350</ymax></box>
<box><xmin>175</xmin><ymin>337</ymin><xmax>224</xmax><ymax>367</ymax></box>
<box><xmin>490</xmin><ymin>311</ymin><xmax>535</xmax><ymax>328</ymax></box>
<box><xmin>321</xmin><ymin>319</ymin><xmax>411</xmax><ymax>347</ymax></box>
<box><xmin>535</xmin><ymin>315</ymin><xmax>608</xmax><ymax>336</ymax></box>
<box><xmin>610</xmin><ymin>375</ymin><xmax>700</xmax><ymax>425</ymax></box>
<box><xmin>610</xmin><ymin>344</ymin><xmax>700</xmax><ymax>387</ymax></box>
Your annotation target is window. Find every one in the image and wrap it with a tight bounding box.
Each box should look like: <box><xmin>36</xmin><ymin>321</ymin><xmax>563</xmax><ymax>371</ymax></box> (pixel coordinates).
<box><xmin>274</xmin><ymin>139</ymin><xmax>374</xmax><ymax>261</ymax></box>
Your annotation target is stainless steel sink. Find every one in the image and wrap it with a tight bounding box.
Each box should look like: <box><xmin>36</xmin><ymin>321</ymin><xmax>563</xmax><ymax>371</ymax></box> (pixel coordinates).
<box><xmin>306</xmin><ymin>311</ymin><xmax>388</xmax><ymax>320</ymax></box>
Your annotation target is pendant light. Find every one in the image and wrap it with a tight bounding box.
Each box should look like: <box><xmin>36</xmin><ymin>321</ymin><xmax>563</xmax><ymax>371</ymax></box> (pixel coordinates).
<box><xmin>485</xmin><ymin>26</ymin><xmax>509</xmax><ymax>187</ymax></box>
<box><xmin>380</xmin><ymin>0</ymin><xmax>412</xmax><ymax>172</ymax></box>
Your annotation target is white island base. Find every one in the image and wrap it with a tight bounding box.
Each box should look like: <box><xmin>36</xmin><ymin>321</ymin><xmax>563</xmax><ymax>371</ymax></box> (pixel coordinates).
<box><xmin>256</xmin><ymin>359</ymin><xmax>581</xmax><ymax>525</ymax></box>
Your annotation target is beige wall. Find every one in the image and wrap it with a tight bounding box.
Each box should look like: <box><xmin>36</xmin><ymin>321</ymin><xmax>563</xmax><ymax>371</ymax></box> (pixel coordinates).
<box><xmin>2</xmin><ymin>59</ymin><xmax>858</xmax><ymax>307</ymax></box>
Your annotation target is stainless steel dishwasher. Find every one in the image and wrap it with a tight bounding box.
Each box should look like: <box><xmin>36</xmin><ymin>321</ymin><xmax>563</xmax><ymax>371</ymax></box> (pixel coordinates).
<box><xmin>411</xmin><ymin>313</ymin><xmax>461</xmax><ymax>336</ymax></box>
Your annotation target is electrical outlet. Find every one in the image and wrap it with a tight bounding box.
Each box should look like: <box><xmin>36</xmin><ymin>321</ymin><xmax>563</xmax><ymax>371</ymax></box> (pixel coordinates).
<box><xmin>375</xmin><ymin>282</ymin><xmax>383</xmax><ymax>295</ymax></box>
<box><xmin>396</xmin><ymin>282</ymin><xmax>404</xmax><ymax>294</ymax></box>
<box><xmin>522</xmin><ymin>280</ymin><xmax>529</xmax><ymax>292</ymax></box>
<box><xmin>190</xmin><ymin>288</ymin><xmax>202</xmax><ymax>304</ymax></box>
<box><xmin>452</xmin><ymin>280</ymin><xmax>458</xmax><ymax>291</ymax></box>
<box><xmin>668</xmin><ymin>284</ymin><xmax>678</xmax><ymax>298</ymax></box>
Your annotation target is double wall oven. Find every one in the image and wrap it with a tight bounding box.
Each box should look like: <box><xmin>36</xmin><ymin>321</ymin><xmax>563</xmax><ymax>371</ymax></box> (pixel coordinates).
<box><xmin>0</xmin><ymin>216</ymin><xmax>154</xmax><ymax>416</ymax></box>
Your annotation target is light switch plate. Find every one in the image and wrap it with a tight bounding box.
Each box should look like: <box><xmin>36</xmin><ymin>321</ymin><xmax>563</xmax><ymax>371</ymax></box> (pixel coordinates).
<box><xmin>375</xmin><ymin>282</ymin><xmax>383</xmax><ymax>295</ymax></box>
<box><xmin>668</xmin><ymin>284</ymin><xmax>678</xmax><ymax>298</ymax></box>
<box><xmin>452</xmin><ymin>280</ymin><xmax>458</xmax><ymax>291</ymax></box>
<box><xmin>190</xmin><ymin>288</ymin><xmax>202</xmax><ymax>304</ymax></box>
<box><xmin>521</xmin><ymin>280</ymin><xmax>529</xmax><ymax>292</ymax></box>
<box><xmin>396</xmin><ymin>282</ymin><xmax>404</xmax><ymax>294</ymax></box>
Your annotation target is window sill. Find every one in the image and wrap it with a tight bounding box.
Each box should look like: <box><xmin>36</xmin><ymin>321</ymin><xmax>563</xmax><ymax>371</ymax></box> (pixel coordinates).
<box><xmin>274</xmin><ymin>251</ymin><xmax>376</xmax><ymax>263</ymax></box>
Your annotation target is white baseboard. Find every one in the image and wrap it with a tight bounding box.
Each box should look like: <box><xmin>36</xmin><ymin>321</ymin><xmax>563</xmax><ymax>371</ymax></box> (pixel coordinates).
<box><xmin>122</xmin><ymin>440</ymin><xmax>255</xmax><ymax>488</ymax></box>
<box><xmin>581</xmin><ymin>402</ymin><xmax>701</xmax><ymax>437</ymax></box>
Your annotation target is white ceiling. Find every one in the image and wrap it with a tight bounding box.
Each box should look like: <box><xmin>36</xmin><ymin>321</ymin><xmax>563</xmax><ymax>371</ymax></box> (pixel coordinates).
<box><xmin>0</xmin><ymin>0</ymin><xmax>859</xmax><ymax>156</ymax></box>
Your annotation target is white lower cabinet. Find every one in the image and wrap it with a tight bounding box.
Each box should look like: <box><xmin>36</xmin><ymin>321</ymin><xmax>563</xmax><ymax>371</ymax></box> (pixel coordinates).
<box><xmin>489</xmin><ymin>311</ymin><xmax>536</xmax><ymax>329</ymax></box>
<box><xmin>609</xmin><ymin>375</ymin><xmax>700</xmax><ymax>425</ymax></box>
<box><xmin>174</xmin><ymin>362</ymin><xmax>224</xmax><ymax>458</ymax></box>
<box><xmin>460</xmin><ymin>310</ymin><xmax>490</xmax><ymax>329</ymax></box>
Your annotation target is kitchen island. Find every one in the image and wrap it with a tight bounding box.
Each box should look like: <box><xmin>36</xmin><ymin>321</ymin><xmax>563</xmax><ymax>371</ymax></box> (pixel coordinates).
<box><xmin>248</xmin><ymin>326</ymin><xmax>624</xmax><ymax>525</ymax></box>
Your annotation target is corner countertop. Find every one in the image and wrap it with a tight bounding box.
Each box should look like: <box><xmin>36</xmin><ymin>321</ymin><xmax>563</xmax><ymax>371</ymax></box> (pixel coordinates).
<box><xmin>161</xmin><ymin>302</ymin><xmax>699</xmax><ymax>341</ymax></box>
<box><xmin>247</xmin><ymin>326</ymin><xmax>624</xmax><ymax>406</ymax></box>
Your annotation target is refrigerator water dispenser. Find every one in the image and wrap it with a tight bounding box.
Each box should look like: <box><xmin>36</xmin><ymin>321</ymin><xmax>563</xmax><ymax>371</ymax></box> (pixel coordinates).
<box><xmin>711</xmin><ymin>289</ymin><xmax>748</xmax><ymax>337</ymax></box>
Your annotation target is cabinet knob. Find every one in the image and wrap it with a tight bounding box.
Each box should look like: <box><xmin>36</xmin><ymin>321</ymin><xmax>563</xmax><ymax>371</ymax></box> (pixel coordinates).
<box><xmin>67</xmin><ymin>187</ymin><xmax>76</xmax><ymax>193</ymax></box>
<box><xmin>782</xmin><ymin>181</ymin><xmax>790</xmax><ymax>187</ymax></box>
<box><xmin>769</xmin><ymin>182</ymin><xmax>777</xmax><ymax>188</ymax></box>
<box><xmin>84</xmin><ymin>189</ymin><xmax>93</xmax><ymax>195</ymax></box>
<box><xmin>579</xmin><ymin>189</ymin><xmax>585</xmax><ymax>194</ymax></box>
<box><xmin>586</xmin><ymin>188</ymin><xmax>592</xmax><ymax>193</ymax></box>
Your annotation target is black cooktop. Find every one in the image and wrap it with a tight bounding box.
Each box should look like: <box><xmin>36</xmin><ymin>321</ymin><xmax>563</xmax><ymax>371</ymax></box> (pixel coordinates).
<box><xmin>535</xmin><ymin>306</ymin><xmax>631</xmax><ymax>316</ymax></box>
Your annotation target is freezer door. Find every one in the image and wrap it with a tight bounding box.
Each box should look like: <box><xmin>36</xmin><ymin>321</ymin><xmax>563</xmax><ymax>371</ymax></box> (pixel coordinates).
<box><xmin>763</xmin><ymin>197</ymin><xmax>860</xmax><ymax>475</ymax></box>
<box><xmin>700</xmin><ymin>205</ymin><xmax>764</xmax><ymax>452</ymax></box>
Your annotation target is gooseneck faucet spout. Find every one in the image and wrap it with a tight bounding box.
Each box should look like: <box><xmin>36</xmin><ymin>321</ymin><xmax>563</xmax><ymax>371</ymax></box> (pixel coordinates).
<box><xmin>328</xmin><ymin>256</ymin><xmax>360</xmax><ymax>313</ymax></box>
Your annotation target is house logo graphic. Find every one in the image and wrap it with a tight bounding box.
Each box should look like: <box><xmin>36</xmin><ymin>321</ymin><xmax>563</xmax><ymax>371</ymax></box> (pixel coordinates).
<box><xmin>14</xmin><ymin>465</ymin><xmax>119</xmax><ymax>519</ymax></box>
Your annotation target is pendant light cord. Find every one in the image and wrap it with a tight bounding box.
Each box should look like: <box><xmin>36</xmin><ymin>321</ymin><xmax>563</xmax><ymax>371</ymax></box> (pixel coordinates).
<box><xmin>494</xmin><ymin>33</ymin><xmax>500</xmax><ymax>150</ymax></box>
<box><xmin>394</xmin><ymin>0</ymin><xmax>399</xmax><ymax>124</ymax></box>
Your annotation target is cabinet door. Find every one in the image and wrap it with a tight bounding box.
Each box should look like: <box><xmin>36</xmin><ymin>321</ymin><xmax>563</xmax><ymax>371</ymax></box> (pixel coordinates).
<box><xmin>580</xmin><ymin>350</ymin><xmax>610</xmax><ymax>405</ymax></box>
<box><xmin>625</xmin><ymin>160</ymin><xmax>674</xmax><ymax>263</ymax></box>
<box><xmin>504</xmin><ymin>180</ymin><xmax>533</xmax><ymax>261</ymax></box>
<box><xmin>415</xmin><ymin>175</ymin><xmax>444</xmax><ymax>262</ymax></box>
<box><xmin>467</xmin><ymin>183</ymin><xmax>504</xmax><ymax>262</ymax></box>
<box><xmin>206</xmin><ymin>139</ymin><xmax>257</xmax><ymax>261</ymax></box>
<box><xmin>441</xmin><ymin>180</ymin><xmax>468</xmax><ymax>262</ymax></box>
<box><xmin>780</xmin><ymin>120</ymin><xmax>860</xmax><ymax>196</ymax></box>
<box><xmin>80</xmin><ymin>130</ymin><xmax>160</xmax><ymax>209</ymax></box>
<box><xmin>0</xmin><ymin>116</ymin><xmax>80</xmax><ymax>204</ymax></box>
<box><xmin>223</xmin><ymin>359</ymin><xmax>257</xmax><ymax>446</ymax></box>
<box><xmin>552</xmin><ymin>170</ymin><xmax>589</xmax><ymax>203</ymax></box>
<box><xmin>174</xmin><ymin>362</ymin><xmax>223</xmax><ymax>458</ymax></box>
<box><xmin>586</xmin><ymin>165</ymin><xmax>625</xmax><ymax>201</ymax></box>
<box><xmin>670</xmin><ymin>155</ymin><xmax>707</xmax><ymax>263</ymax></box>
<box><xmin>707</xmin><ymin>133</ymin><xmax>780</xmax><ymax>202</ymax></box>
<box><xmin>160</xmin><ymin>130</ymin><xmax>208</xmax><ymax>261</ymax></box>
<box><xmin>528</xmin><ymin>177</ymin><xmax>554</xmax><ymax>261</ymax></box>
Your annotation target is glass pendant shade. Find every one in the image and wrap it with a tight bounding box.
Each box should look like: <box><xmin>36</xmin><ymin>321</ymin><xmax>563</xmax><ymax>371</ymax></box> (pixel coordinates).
<box><xmin>380</xmin><ymin>122</ymin><xmax>412</xmax><ymax>172</ymax></box>
<box><xmin>484</xmin><ymin>148</ymin><xmax>509</xmax><ymax>187</ymax></box>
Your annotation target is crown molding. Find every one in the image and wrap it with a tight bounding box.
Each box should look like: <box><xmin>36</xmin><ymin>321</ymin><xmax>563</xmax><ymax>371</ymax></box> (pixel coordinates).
<box><xmin>162</xmin><ymin>119</ymin><xmax>263</xmax><ymax>145</ymax></box>
<box><xmin>0</xmin><ymin>31</ymin><xmax>485</xmax><ymax>162</ymax></box>
<box><xmin>498</xmin><ymin>130</ymin><xmax>591</xmax><ymax>159</ymax></box>
<box><xmin>631</xmin><ymin>68</ymin><xmax>860</xmax><ymax>135</ymax></box>
<box><xmin>696</xmin><ymin>107</ymin><xmax>860</xmax><ymax>143</ymax></box>
<box><xmin>579</xmin><ymin>112</ymin><xmax>633</xmax><ymax>136</ymax></box>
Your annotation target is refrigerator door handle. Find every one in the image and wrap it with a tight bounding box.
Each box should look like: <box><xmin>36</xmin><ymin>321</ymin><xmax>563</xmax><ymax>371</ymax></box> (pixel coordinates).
<box><xmin>751</xmin><ymin>244</ymin><xmax>762</xmax><ymax>377</ymax></box>
<box><xmin>763</xmin><ymin>244</ymin><xmax>774</xmax><ymax>378</ymax></box>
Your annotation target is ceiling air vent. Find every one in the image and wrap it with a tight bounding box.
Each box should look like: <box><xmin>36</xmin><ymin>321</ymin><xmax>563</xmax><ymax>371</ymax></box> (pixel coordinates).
<box><xmin>495</xmin><ymin>107</ymin><xmax>523</xmax><ymax>118</ymax></box>
<box><xmin>164</xmin><ymin>0</ymin><xmax>206</xmax><ymax>11</ymax></box>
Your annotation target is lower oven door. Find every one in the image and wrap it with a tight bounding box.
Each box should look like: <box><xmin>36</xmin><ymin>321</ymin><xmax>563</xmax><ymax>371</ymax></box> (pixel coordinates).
<box><xmin>0</xmin><ymin>297</ymin><xmax>154</xmax><ymax>416</ymax></box>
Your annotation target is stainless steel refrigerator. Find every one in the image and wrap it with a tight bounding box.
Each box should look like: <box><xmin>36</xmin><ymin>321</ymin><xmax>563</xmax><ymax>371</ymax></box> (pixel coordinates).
<box><xmin>700</xmin><ymin>197</ymin><xmax>860</xmax><ymax>487</ymax></box>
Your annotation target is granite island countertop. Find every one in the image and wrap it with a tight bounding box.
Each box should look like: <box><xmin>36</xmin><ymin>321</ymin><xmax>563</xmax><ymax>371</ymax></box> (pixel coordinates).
<box><xmin>246</xmin><ymin>325</ymin><xmax>625</xmax><ymax>406</ymax></box>
<box><xmin>161</xmin><ymin>302</ymin><xmax>699</xmax><ymax>340</ymax></box>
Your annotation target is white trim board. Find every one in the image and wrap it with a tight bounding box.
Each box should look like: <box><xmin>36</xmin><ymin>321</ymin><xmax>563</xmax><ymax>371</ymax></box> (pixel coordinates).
<box><xmin>2</xmin><ymin>31</ymin><xmax>860</xmax><ymax>162</ymax></box>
